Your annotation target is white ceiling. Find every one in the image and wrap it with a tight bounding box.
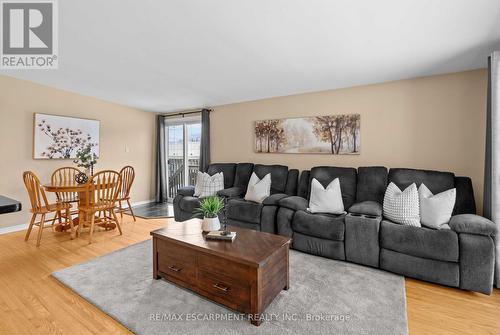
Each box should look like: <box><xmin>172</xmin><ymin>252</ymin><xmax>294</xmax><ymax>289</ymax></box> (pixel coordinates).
<box><xmin>2</xmin><ymin>0</ymin><xmax>500</xmax><ymax>112</ymax></box>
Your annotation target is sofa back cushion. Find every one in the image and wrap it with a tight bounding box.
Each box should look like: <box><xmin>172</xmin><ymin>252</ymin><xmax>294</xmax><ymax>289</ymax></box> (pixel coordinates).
<box><xmin>233</xmin><ymin>163</ymin><xmax>254</xmax><ymax>191</ymax></box>
<box><xmin>253</xmin><ymin>164</ymin><xmax>289</xmax><ymax>194</ymax></box>
<box><xmin>297</xmin><ymin>170</ymin><xmax>310</xmax><ymax>199</ymax></box>
<box><xmin>284</xmin><ymin>169</ymin><xmax>299</xmax><ymax>196</ymax></box>
<box><xmin>206</xmin><ymin>163</ymin><xmax>236</xmax><ymax>189</ymax></box>
<box><xmin>388</xmin><ymin>168</ymin><xmax>476</xmax><ymax>215</ymax></box>
<box><xmin>356</xmin><ymin>166</ymin><xmax>388</xmax><ymax>203</ymax></box>
<box><xmin>388</xmin><ymin>168</ymin><xmax>455</xmax><ymax>195</ymax></box>
<box><xmin>453</xmin><ymin>176</ymin><xmax>476</xmax><ymax>215</ymax></box>
<box><xmin>308</xmin><ymin>166</ymin><xmax>357</xmax><ymax>209</ymax></box>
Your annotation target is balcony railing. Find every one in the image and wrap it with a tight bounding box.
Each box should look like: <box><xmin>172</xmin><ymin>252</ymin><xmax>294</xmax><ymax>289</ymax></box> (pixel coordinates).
<box><xmin>168</xmin><ymin>157</ymin><xmax>199</xmax><ymax>199</ymax></box>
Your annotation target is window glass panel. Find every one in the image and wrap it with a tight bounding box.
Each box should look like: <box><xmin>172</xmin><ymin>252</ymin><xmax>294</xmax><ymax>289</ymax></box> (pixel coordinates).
<box><xmin>167</xmin><ymin>124</ymin><xmax>184</xmax><ymax>198</ymax></box>
<box><xmin>187</xmin><ymin>123</ymin><xmax>201</xmax><ymax>186</ymax></box>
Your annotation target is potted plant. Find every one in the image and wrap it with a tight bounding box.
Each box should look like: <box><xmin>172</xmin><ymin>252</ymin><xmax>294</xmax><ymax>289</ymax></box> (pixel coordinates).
<box><xmin>73</xmin><ymin>144</ymin><xmax>98</xmax><ymax>184</ymax></box>
<box><xmin>193</xmin><ymin>196</ymin><xmax>224</xmax><ymax>232</ymax></box>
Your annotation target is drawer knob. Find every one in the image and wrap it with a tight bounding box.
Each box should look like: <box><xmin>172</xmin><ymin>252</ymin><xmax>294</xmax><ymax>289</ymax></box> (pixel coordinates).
<box><xmin>168</xmin><ymin>265</ymin><xmax>182</xmax><ymax>272</ymax></box>
<box><xmin>213</xmin><ymin>283</ymin><xmax>229</xmax><ymax>292</ymax></box>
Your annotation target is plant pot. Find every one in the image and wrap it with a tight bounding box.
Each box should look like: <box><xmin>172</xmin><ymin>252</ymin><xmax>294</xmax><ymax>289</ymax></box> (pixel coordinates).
<box><xmin>202</xmin><ymin>216</ymin><xmax>220</xmax><ymax>232</ymax></box>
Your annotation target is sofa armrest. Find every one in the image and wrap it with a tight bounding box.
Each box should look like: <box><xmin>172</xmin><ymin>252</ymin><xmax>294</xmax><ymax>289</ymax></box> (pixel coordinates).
<box><xmin>348</xmin><ymin>201</ymin><xmax>382</xmax><ymax>217</ymax></box>
<box><xmin>217</xmin><ymin>187</ymin><xmax>244</xmax><ymax>199</ymax></box>
<box><xmin>278</xmin><ymin>196</ymin><xmax>308</xmax><ymax>211</ymax></box>
<box><xmin>262</xmin><ymin>193</ymin><xmax>290</xmax><ymax>206</ymax></box>
<box><xmin>177</xmin><ymin>186</ymin><xmax>195</xmax><ymax>197</ymax></box>
<box><xmin>449</xmin><ymin>214</ymin><xmax>497</xmax><ymax>237</ymax></box>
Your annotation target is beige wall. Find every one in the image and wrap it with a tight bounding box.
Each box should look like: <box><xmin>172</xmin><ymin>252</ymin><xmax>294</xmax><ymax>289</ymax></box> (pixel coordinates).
<box><xmin>212</xmin><ymin>69</ymin><xmax>487</xmax><ymax>211</ymax></box>
<box><xmin>0</xmin><ymin>75</ymin><xmax>156</xmax><ymax>229</ymax></box>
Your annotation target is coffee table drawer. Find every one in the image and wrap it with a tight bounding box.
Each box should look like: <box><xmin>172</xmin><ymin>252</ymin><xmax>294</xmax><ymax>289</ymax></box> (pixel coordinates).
<box><xmin>158</xmin><ymin>253</ymin><xmax>196</xmax><ymax>284</ymax></box>
<box><xmin>157</xmin><ymin>240</ymin><xmax>196</xmax><ymax>264</ymax></box>
<box><xmin>198</xmin><ymin>269</ymin><xmax>250</xmax><ymax>310</ymax></box>
<box><xmin>198</xmin><ymin>253</ymin><xmax>252</xmax><ymax>283</ymax></box>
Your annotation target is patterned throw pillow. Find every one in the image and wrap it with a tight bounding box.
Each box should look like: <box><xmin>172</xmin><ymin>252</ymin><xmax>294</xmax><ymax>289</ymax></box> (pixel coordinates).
<box><xmin>194</xmin><ymin>172</ymin><xmax>224</xmax><ymax>198</ymax></box>
<box><xmin>383</xmin><ymin>182</ymin><xmax>420</xmax><ymax>227</ymax></box>
<box><xmin>244</xmin><ymin>173</ymin><xmax>271</xmax><ymax>203</ymax></box>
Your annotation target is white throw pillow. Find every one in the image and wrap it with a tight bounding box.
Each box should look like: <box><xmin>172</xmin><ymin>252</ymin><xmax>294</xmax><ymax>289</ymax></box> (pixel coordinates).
<box><xmin>244</xmin><ymin>173</ymin><xmax>271</xmax><ymax>203</ymax></box>
<box><xmin>193</xmin><ymin>172</ymin><xmax>224</xmax><ymax>198</ymax></box>
<box><xmin>418</xmin><ymin>183</ymin><xmax>456</xmax><ymax>229</ymax></box>
<box><xmin>383</xmin><ymin>182</ymin><xmax>420</xmax><ymax>227</ymax></box>
<box><xmin>308</xmin><ymin>178</ymin><xmax>344</xmax><ymax>214</ymax></box>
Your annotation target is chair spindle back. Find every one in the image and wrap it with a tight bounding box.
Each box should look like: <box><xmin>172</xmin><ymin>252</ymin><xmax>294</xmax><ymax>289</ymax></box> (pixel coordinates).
<box><xmin>51</xmin><ymin>167</ymin><xmax>81</xmax><ymax>202</ymax></box>
<box><xmin>87</xmin><ymin>170</ymin><xmax>122</xmax><ymax>208</ymax></box>
<box><xmin>23</xmin><ymin>171</ymin><xmax>50</xmax><ymax>212</ymax></box>
<box><xmin>119</xmin><ymin>166</ymin><xmax>135</xmax><ymax>199</ymax></box>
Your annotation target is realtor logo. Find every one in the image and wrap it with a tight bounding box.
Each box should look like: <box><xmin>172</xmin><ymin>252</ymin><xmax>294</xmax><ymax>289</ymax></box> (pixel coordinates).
<box><xmin>1</xmin><ymin>0</ymin><xmax>58</xmax><ymax>69</ymax></box>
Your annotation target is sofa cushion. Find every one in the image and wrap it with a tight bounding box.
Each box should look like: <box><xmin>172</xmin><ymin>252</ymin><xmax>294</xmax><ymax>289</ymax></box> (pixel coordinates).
<box><xmin>178</xmin><ymin>196</ymin><xmax>200</xmax><ymax>213</ymax></box>
<box><xmin>308</xmin><ymin>166</ymin><xmax>357</xmax><ymax>209</ymax></box>
<box><xmin>284</xmin><ymin>169</ymin><xmax>299</xmax><ymax>196</ymax></box>
<box><xmin>262</xmin><ymin>193</ymin><xmax>289</xmax><ymax>205</ymax></box>
<box><xmin>253</xmin><ymin>164</ymin><xmax>289</xmax><ymax>194</ymax></box>
<box><xmin>348</xmin><ymin>201</ymin><xmax>382</xmax><ymax>217</ymax></box>
<box><xmin>233</xmin><ymin>163</ymin><xmax>254</xmax><ymax>190</ymax></box>
<box><xmin>217</xmin><ymin>186</ymin><xmax>244</xmax><ymax>198</ymax></box>
<box><xmin>207</xmin><ymin>163</ymin><xmax>236</xmax><ymax>189</ymax></box>
<box><xmin>292</xmin><ymin>210</ymin><xmax>345</xmax><ymax>241</ymax></box>
<box><xmin>297</xmin><ymin>170</ymin><xmax>310</xmax><ymax>199</ymax></box>
<box><xmin>453</xmin><ymin>176</ymin><xmax>476</xmax><ymax>215</ymax></box>
<box><xmin>226</xmin><ymin>198</ymin><xmax>263</xmax><ymax>224</ymax></box>
<box><xmin>356</xmin><ymin>166</ymin><xmax>388</xmax><ymax>203</ymax></box>
<box><xmin>278</xmin><ymin>196</ymin><xmax>308</xmax><ymax>211</ymax></box>
<box><xmin>380</xmin><ymin>220</ymin><xmax>459</xmax><ymax>262</ymax></box>
<box><xmin>292</xmin><ymin>232</ymin><xmax>345</xmax><ymax>260</ymax></box>
<box><xmin>388</xmin><ymin>168</ymin><xmax>455</xmax><ymax>196</ymax></box>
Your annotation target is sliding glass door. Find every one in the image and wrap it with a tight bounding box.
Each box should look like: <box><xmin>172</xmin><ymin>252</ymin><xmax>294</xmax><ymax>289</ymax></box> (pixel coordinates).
<box><xmin>166</xmin><ymin>118</ymin><xmax>201</xmax><ymax>200</ymax></box>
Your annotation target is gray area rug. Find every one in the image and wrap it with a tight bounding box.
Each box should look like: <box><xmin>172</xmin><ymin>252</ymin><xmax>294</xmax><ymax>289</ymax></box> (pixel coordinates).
<box><xmin>52</xmin><ymin>240</ymin><xmax>407</xmax><ymax>335</ymax></box>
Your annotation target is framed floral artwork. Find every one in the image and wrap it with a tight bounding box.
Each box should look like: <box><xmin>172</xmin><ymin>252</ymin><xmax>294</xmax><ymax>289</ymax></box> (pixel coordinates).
<box><xmin>33</xmin><ymin>113</ymin><xmax>100</xmax><ymax>159</ymax></box>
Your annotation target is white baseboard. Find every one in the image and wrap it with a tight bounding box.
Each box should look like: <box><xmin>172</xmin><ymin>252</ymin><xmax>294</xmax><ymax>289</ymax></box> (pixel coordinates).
<box><xmin>0</xmin><ymin>199</ymin><xmax>156</xmax><ymax>236</ymax></box>
<box><xmin>121</xmin><ymin>199</ymin><xmax>155</xmax><ymax>209</ymax></box>
<box><xmin>0</xmin><ymin>223</ymin><xmax>29</xmax><ymax>235</ymax></box>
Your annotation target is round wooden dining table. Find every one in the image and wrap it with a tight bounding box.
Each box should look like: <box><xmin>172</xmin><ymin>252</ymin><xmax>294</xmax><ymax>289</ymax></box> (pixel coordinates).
<box><xmin>44</xmin><ymin>181</ymin><xmax>117</xmax><ymax>232</ymax></box>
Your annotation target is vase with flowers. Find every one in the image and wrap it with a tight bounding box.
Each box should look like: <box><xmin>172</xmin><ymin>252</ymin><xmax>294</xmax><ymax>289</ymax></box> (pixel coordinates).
<box><xmin>73</xmin><ymin>144</ymin><xmax>98</xmax><ymax>184</ymax></box>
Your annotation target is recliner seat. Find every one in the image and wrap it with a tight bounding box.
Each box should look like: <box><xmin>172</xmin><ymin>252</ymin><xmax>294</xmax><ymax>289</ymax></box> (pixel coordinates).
<box><xmin>224</xmin><ymin>164</ymin><xmax>298</xmax><ymax>233</ymax></box>
<box><xmin>277</xmin><ymin>166</ymin><xmax>357</xmax><ymax>260</ymax></box>
<box><xmin>173</xmin><ymin>162</ymin><xmax>253</xmax><ymax>221</ymax></box>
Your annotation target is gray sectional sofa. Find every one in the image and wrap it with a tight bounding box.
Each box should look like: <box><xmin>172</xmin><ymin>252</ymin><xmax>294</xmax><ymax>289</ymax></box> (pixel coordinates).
<box><xmin>173</xmin><ymin>163</ymin><xmax>497</xmax><ymax>294</ymax></box>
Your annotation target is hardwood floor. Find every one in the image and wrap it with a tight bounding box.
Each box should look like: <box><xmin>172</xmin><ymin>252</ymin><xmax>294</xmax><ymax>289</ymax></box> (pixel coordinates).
<box><xmin>0</xmin><ymin>216</ymin><xmax>498</xmax><ymax>334</ymax></box>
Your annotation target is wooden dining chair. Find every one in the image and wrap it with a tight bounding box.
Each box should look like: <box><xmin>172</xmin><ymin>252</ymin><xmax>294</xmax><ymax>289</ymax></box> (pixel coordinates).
<box><xmin>23</xmin><ymin>171</ymin><xmax>74</xmax><ymax>247</ymax></box>
<box><xmin>51</xmin><ymin>167</ymin><xmax>81</xmax><ymax>204</ymax></box>
<box><xmin>117</xmin><ymin>166</ymin><xmax>136</xmax><ymax>222</ymax></box>
<box><xmin>78</xmin><ymin>170</ymin><xmax>122</xmax><ymax>244</ymax></box>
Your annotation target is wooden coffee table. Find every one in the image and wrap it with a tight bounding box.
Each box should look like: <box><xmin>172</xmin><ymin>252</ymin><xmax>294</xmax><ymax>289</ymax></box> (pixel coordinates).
<box><xmin>150</xmin><ymin>219</ymin><xmax>291</xmax><ymax>326</ymax></box>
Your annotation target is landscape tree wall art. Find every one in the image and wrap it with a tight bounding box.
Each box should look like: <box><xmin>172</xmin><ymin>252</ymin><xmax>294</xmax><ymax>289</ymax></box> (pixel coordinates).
<box><xmin>33</xmin><ymin>113</ymin><xmax>100</xmax><ymax>159</ymax></box>
<box><xmin>254</xmin><ymin>114</ymin><xmax>360</xmax><ymax>154</ymax></box>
